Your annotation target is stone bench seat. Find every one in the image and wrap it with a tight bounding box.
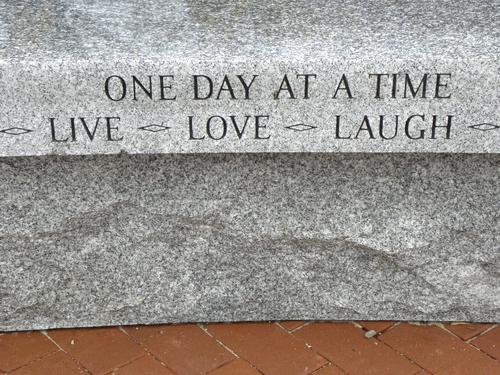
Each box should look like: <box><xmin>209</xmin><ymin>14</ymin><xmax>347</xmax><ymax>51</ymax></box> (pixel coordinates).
<box><xmin>0</xmin><ymin>0</ymin><xmax>498</xmax><ymax>331</ymax></box>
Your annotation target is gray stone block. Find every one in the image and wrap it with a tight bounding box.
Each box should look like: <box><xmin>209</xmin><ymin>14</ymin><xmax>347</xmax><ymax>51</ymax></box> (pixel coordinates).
<box><xmin>0</xmin><ymin>0</ymin><xmax>498</xmax><ymax>156</ymax></box>
<box><xmin>0</xmin><ymin>1</ymin><xmax>499</xmax><ymax>331</ymax></box>
<box><xmin>0</xmin><ymin>153</ymin><xmax>498</xmax><ymax>331</ymax></box>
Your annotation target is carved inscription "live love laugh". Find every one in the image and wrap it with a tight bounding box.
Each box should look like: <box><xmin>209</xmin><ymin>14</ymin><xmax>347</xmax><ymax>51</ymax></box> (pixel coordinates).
<box><xmin>46</xmin><ymin>72</ymin><xmax>459</xmax><ymax>144</ymax></box>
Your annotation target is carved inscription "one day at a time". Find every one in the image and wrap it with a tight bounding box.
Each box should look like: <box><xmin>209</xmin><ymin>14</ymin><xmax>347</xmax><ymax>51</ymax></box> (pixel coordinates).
<box><xmin>47</xmin><ymin>72</ymin><xmax>457</xmax><ymax>144</ymax></box>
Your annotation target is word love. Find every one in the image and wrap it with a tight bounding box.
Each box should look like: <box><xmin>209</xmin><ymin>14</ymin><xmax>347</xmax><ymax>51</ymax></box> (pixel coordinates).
<box><xmin>188</xmin><ymin>114</ymin><xmax>270</xmax><ymax>140</ymax></box>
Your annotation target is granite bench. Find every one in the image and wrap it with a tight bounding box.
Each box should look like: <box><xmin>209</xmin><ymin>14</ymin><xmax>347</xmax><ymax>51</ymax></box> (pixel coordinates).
<box><xmin>0</xmin><ymin>0</ymin><xmax>498</xmax><ymax>331</ymax></box>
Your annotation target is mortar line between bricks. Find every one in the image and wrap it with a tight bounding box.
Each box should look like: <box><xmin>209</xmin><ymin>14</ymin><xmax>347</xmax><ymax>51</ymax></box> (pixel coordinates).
<box><xmin>304</xmin><ymin>351</ymin><xmax>333</xmax><ymax>375</ymax></box>
<box><xmin>198</xmin><ymin>323</ymin><xmax>240</xmax><ymax>358</ymax></box>
<box><xmin>465</xmin><ymin>324</ymin><xmax>498</xmax><ymax>343</ymax></box>
<box><xmin>118</xmin><ymin>326</ymin><xmax>180</xmax><ymax>375</ymax></box>
<box><xmin>357</xmin><ymin>323</ymin><xmax>433</xmax><ymax>375</ymax></box>
<box><xmin>7</xmin><ymin>331</ymin><xmax>93</xmax><ymax>375</ymax></box>
<box><xmin>380</xmin><ymin>323</ymin><xmax>397</xmax><ymax>334</ymax></box>
<box><xmin>374</xmin><ymin>333</ymin><xmax>436</xmax><ymax>375</ymax></box>
<box><xmin>198</xmin><ymin>324</ymin><xmax>267</xmax><ymax>375</ymax></box>
<box><xmin>42</xmin><ymin>331</ymin><xmax>95</xmax><ymax>374</ymax></box>
<box><xmin>207</xmin><ymin>358</ymin><xmax>265</xmax><ymax>375</ymax></box>
<box><xmin>102</xmin><ymin>353</ymin><xmax>149</xmax><ymax>375</ymax></box>
<box><xmin>277</xmin><ymin>329</ymin><xmax>331</xmax><ymax>375</ymax></box>
<box><xmin>384</xmin><ymin>321</ymin><xmax>401</xmax><ymax>332</ymax></box>
<box><xmin>438</xmin><ymin>324</ymin><xmax>500</xmax><ymax>364</ymax></box>
<box><xmin>355</xmin><ymin>321</ymin><xmax>398</xmax><ymax>335</ymax></box>
<box><xmin>1</xmin><ymin>348</ymin><xmax>63</xmax><ymax>375</ymax></box>
<box><xmin>310</xmin><ymin>361</ymin><xmax>347</xmax><ymax>375</ymax></box>
<box><xmin>286</xmin><ymin>325</ymin><xmax>350</xmax><ymax>375</ymax></box>
<box><xmin>47</xmin><ymin>329</ymin><xmax>150</xmax><ymax>375</ymax></box>
<box><xmin>466</xmin><ymin>326</ymin><xmax>500</xmax><ymax>363</ymax></box>
<box><xmin>280</xmin><ymin>324</ymin><xmax>332</xmax><ymax>374</ymax></box>
<box><xmin>287</xmin><ymin>321</ymin><xmax>314</xmax><ymax>333</ymax></box>
<box><xmin>275</xmin><ymin>321</ymin><xmax>309</xmax><ymax>333</ymax></box>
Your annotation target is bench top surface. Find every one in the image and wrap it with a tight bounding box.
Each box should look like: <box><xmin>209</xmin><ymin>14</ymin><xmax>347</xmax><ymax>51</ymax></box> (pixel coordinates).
<box><xmin>1</xmin><ymin>0</ymin><xmax>498</xmax><ymax>62</ymax></box>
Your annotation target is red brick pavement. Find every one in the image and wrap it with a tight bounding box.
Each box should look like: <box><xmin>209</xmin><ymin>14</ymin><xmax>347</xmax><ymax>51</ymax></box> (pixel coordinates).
<box><xmin>0</xmin><ymin>322</ymin><xmax>499</xmax><ymax>375</ymax></box>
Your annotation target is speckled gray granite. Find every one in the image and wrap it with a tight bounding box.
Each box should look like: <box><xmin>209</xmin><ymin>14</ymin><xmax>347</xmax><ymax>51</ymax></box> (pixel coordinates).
<box><xmin>0</xmin><ymin>153</ymin><xmax>499</xmax><ymax>331</ymax></box>
<box><xmin>0</xmin><ymin>0</ymin><xmax>499</xmax><ymax>155</ymax></box>
<box><xmin>0</xmin><ymin>1</ymin><xmax>499</xmax><ymax>331</ymax></box>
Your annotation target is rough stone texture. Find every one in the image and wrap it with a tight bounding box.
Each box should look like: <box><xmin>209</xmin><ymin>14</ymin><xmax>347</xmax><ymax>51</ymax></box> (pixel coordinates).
<box><xmin>0</xmin><ymin>0</ymin><xmax>499</xmax><ymax>155</ymax></box>
<box><xmin>0</xmin><ymin>153</ymin><xmax>499</xmax><ymax>331</ymax></box>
